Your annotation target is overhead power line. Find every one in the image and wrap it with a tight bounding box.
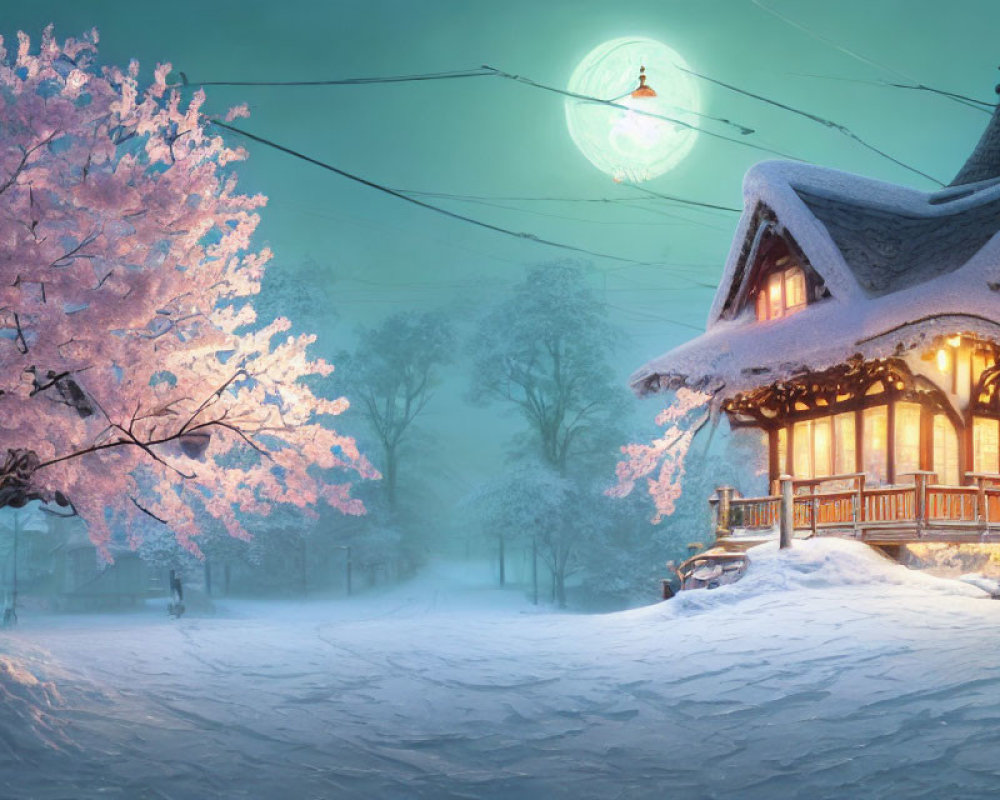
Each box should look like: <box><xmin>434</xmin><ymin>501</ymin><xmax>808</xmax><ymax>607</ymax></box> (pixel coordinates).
<box><xmin>751</xmin><ymin>1</ymin><xmax>917</xmax><ymax>85</ymax></box>
<box><xmin>476</xmin><ymin>65</ymin><xmax>798</xmax><ymax>160</ymax></box>
<box><xmin>750</xmin><ymin>0</ymin><xmax>995</xmax><ymax>117</ymax></box>
<box><xmin>883</xmin><ymin>82</ymin><xmax>995</xmax><ymax>111</ymax></box>
<box><xmin>185</xmin><ymin>61</ymin><xmax>947</xmax><ymax>186</ymax></box>
<box><xmin>183</xmin><ymin>66</ymin><xmax>794</xmax><ymax>161</ymax></box>
<box><xmin>181</xmin><ymin>65</ymin><xmax>759</xmax><ymax>137</ymax></box>
<box><xmin>398</xmin><ymin>189</ymin><xmax>741</xmax><ymax>214</ymax></box>
<box><xmin>675</xmin><ymin>64</ymin><xmax>945</xmax><ymax>186</ymax></box>
<box><xmin>397</xmin><ymin>193</ymin><xmax>726</xmax><ymax>231</ymax></box>
<box><xmin>787</xmin><ymin>73</ymin><xmax>995</xmax><ymax>113</ymax></box>
<box><xmin>623</xmin><ymin>185</ymin><xmax>742</xmax><ymax>213</ymax></box>
<box><xmin>180</xmin><ymin>67</ymin><xmax>495</xmax><ymax>87</ymax></box>
<box><xmin>210</xmin><ymin>120</ymin><xmax>667</xmax><ymax>266</ymax></box>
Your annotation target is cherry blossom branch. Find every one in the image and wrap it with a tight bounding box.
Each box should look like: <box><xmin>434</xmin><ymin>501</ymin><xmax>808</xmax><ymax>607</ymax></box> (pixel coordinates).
<box><xmin>188</xmin><ymin>418</ymin><xmax>271</xmax><ymax>458</ymax></box>
<box><xmin>178</xmin><ymin>369</ymin><xmax>248</xmax><ymax>435</ymax></box>
<box><xmin>108</xmin><ymin>422</ymin><xmax>197</xmax><ymax>480</ymax></box>
<box><xmin>50</xmin><ymin>230</ymin><xmax>100</xmax><ymax>268</ymax></box>
<box><xmin>0</xmin><ymin>131</ymin><xmax>58</xmax><ymax>196</ymax></box>
<box><xmin>12</xmin><ymin>313</ymin><xmax>27</xmax><ymax>354</ymax></box>
<box><xmin>130</xmin><ymin>496</ymin><xmax>168</xmax><ymax>525</ymax></box>
<box><xmin>34</xmin><ymin>370</ymin><xmax>257</xmax><ymax>478</ymax></box>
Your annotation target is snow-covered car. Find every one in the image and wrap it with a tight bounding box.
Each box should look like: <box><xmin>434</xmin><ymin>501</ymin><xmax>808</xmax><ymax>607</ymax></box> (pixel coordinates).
<box><xmin>668</xmin><ymin>550</ymin><xmax>749</xmax><ymax>594</ymax></box>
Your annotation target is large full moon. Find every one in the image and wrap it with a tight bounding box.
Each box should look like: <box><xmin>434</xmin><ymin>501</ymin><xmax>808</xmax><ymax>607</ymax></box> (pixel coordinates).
<box><xmin>565</xmin><ymin>37</ymin><xmax>701</xmax><ymax>183</ymax></box>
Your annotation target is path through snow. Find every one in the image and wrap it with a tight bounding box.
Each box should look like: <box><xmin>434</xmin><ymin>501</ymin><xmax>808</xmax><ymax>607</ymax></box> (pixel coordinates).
<box><xmin>3</xmin><ymin>541</ymin><xmax>1000</xmax><ymax>799</ymax></box>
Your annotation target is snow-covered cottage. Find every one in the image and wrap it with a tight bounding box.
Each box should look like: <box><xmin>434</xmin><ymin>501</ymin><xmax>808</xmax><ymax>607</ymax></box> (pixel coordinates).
<box><xmin>632</xmin><ymin>98</ymin><xmax>1000</xmax><ymax>548</ymax></box>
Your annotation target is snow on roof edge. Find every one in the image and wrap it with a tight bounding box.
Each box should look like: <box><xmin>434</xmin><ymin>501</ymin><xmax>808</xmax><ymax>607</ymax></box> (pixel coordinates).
<box><xmin>633</xmin><ymin>159</ymin><xmax>1000</xmax><ymax>399</ymax></box>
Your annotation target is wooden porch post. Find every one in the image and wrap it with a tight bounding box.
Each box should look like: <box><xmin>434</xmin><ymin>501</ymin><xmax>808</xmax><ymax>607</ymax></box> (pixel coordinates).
<box><xmin>715</xmin><ymin>486</ymin><xmax>735</xmax><ymax>538</ymax></box>
<box><xmin>780</xmin><ymin>475</ymin><xmax>794</xmax><ymax>549</ymax></box>
<box><xmin>853</xmin><ymin>474</ymin><xmax>866</xmax><ymax>537</ymax></box>
<box><xmin>975</xmin><ymin>474</ymin><xmax>988</xmax><ymax>532</ymax></box>
<box><xmin>913</xmin><ymin>471</ymin><xmax>929</xmax><ymax>535</ymax></box>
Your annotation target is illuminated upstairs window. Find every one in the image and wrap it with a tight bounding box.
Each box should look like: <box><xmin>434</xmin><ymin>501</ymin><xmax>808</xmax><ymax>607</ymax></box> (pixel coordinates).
<box><xmin>755</xmin><ymin>264</ymin><xmax>807</xmax><ymax>321</ymax></box>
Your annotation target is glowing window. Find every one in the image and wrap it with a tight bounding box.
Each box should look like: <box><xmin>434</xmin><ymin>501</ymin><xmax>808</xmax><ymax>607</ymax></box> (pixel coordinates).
<box><xmin>784</xmin><ymin>267</ymin><xmax>806</xmax><ymax>310</ymax></box>
<box><xmin>767</xmin><ymin>273</ymin><xmax>784</xmax><ymax>319</ymax></box>
<box><xmin>755</xmin><ymin>265</ymin><xmax>808</xmax><ymax>321</ymax></box>
<box><xmin>789</xmin><ymin>418</ymin><xmax>833</xmax><ymax>479</ymax></box>
<box><xmin>813</xmin><ymin>417</ymin><xmax>832</xmax><ymax>478</ymax></box>
<box><xmin>894</xmin><ymin>402</ymin><xmax>922</xmax><ymax>480</ymax></box>
<box><xmin>776</xmin><ymin>427</ymin><xmax>787</xmax><ymax>475</ymax></box>
<box><xmin>862</xmin><ymin>406</ymin><xmax>888</xmax><ymax>484</ymax></box>
<box><xmin>793</xmin><ymin>420</ymin><xmax>812</xmax><ymax>478</ymax></box>
<box><xmin>833</xmin><ymin>412</ymin><xmax>856</xmax><ymax>475</ymax></box>
<box><xmin>933</xmin><ymin>414</ymin><xmax>959</xmax><ymax>486</ymax></box>
<box><xmin>973</xmin><ymin>416</ymin><xmax>1000</xmax><ymax>473</ymax></box>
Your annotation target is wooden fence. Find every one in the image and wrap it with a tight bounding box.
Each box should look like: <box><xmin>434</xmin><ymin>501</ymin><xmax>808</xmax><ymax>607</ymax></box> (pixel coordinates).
<box><xmin>713</xmin><ymin>472</ymin><xmax>1000</xmax><ymax>543</ymax></box>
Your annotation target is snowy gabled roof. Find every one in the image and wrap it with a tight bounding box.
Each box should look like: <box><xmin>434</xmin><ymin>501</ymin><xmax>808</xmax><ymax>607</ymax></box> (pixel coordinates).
<box><xmin>630</xmin><ymin>158</ymin><xmax>1000</xmax><ymax>399</ymax></box>
<box><xmin>951</xmin><ymin>95</ymin><xmax>1000</xmax><ymax>186</ymax></box>
<box><xmin>796</xmin><ymin>183</ymin><xmax>1000</xmax><ymax>296</ymax></box>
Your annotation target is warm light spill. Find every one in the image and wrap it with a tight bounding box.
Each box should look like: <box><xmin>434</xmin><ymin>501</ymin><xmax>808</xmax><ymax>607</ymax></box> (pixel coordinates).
<box><xmin>936</xmin><ymin>348</ymin><xmax>951</xmax><ymax>373</ymax></box>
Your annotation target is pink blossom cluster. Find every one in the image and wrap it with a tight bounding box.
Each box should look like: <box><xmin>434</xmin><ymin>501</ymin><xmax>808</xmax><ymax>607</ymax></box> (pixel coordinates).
<box><xmin>610</xmin><ymin>388</ymin><xmax>710</xmax><ymax>523</ymax></box>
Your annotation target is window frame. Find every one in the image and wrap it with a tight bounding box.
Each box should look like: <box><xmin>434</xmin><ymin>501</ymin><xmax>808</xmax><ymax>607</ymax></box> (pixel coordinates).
<box><xmin>755</xmin><ymin>264</ymin><xmax>808</xmax><ymax>322</ymax></box>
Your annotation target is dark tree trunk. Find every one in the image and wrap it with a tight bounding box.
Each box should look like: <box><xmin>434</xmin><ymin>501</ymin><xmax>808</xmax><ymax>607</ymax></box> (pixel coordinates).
<box><xmin>532</xmin><ymin>534</ymin><xmax>538</xmax><ymax>605</ymax></box>
<box><xmin>498</xmin><ymin>534</ymin><xmax>506</xmax><ymax>587</ymax></box>
<box><xmin>384</xmin><ymin>444</ymin><xmax>398</xmax><ymax>509</ymax></box>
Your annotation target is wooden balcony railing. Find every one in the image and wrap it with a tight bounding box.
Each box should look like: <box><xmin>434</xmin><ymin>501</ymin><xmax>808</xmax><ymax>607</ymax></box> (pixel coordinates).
<box><xmin>711</xmin><ymin>472</ymin><xmax>1000</xmax><ymax>545</ymax></box>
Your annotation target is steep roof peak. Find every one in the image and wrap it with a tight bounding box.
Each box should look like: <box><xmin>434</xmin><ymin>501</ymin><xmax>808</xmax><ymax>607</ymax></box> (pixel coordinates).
<box><xmin>950</xmin><ymin>78</ymin><xmax>1000</xmax><ymax>186</ymax></box>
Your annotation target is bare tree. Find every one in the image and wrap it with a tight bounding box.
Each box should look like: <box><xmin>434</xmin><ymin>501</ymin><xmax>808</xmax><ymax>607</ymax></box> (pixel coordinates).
<box><xmin>338</xmin><ymin>312</ymin><xmax>453</xmax><ymax>508</ymax></box>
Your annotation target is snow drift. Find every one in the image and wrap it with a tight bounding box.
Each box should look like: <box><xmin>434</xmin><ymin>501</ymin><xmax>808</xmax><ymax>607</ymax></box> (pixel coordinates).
<box><xmin>3</xmin><ymin>540</ymin><xmax>1000</xmax><ymax>799</ymax></box>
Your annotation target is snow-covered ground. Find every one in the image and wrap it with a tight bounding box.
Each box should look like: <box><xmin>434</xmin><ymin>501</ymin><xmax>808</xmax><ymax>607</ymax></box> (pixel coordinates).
<box><xmin>4</xmin><ymin>540</ymin><xmax>1000</xmax><ymax>800</ymax></box>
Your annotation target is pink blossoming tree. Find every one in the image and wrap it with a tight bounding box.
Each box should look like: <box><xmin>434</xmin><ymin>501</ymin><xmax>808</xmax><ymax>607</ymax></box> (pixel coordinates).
<box><xmin>0</xmin><ymin>28</ymin><xmax>376</xmax><ymax>556</ymax></box>
<box><xmin>610</xmin><ymin>388</ymin><xmax>712</xmax><ymax>522</ymax></box>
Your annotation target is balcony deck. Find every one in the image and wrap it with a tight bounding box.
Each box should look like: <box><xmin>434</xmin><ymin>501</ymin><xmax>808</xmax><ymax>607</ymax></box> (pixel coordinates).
<box><xmin>714</xmin><ymin>472</ymin><xmax>1000</xmax><ymax>546</ymax></box>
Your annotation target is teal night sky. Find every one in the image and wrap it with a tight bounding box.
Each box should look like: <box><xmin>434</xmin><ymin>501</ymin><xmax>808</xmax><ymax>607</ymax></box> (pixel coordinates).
<box><xmin>5</xmin><ymin>0</ymin><xmax>999</xmax><ymax>501</ymax></box>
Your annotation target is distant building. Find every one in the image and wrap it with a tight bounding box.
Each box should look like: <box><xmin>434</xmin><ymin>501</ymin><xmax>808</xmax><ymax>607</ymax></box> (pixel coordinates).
<box><xmin>0</xmin><ymin>512</ymin><xmax>146</xmax><ymax>612</ymax></box>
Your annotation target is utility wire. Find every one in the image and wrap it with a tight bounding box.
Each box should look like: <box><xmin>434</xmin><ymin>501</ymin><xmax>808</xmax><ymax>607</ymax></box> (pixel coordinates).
<box><xmin>210</xmin><ymin>120</ymin><xmax>664</xmax><ymax>266</ymax></box>
<box><xmin>478</xmin><ymin>65</ymin><xmax>800</xmax><ymax>161</ymax></box>
<box><xmin>751</xmin><ymin>0</ymin><xmax>995</xmax><ymax>118</ymax></box>
<box><xmin>399</xmin><ymin>194</ymin><xmax>724</xmax><ymax>230</ymax></box>
<box><xmin>180</xmin><ymin>67</ymin><xmax>495</xmax><ymax>87</ymax></box>
<box><xmin>401</xmin><ymin>191</ymin><xmax>735</xmax><ymax>232</ymax></box>
<box><xmin>751</xmin><ymin>1</ymin><xmax>916</xmax><ymax>85</ymax></box>
<box><xmin>788</xmin><ymin>73</ymin><xmax>995</xmax><ymax>113</ymax></box>
<box><xmin>184</xmin><ymin>66</ymin><xmax>795</xmax><ymax>160</ymax></box>
<box><xmin>675</xmin><ymin>64</ymin><xmax>945</xmax><ymax>186</ymax></box>
<box><xmin>884</xmin><ymin>82</ymin><xmax>996</xmax><ymax>112</ymax></box>
<box><xmin>399</xmin><ymin>189</ymin><xmax>741</xmax><ymax>214</ymax></box>
<box><xmin>624</xmin><ymin>184</ymin><xmax>742</xmax><ymax>213</ymax></box>
<box><xmin>183</xmin><ymin>65</ymin><xmax>759</xmax><ymax>139</ymax></box>
<box><xmin>187</xmin><ymin>62</ymin><xmax>943</xmax><ymax>185</ymax></box>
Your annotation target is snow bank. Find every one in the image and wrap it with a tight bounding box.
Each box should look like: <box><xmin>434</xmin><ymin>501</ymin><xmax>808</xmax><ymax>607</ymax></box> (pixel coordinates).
<box><xmin>0</xmin><ymin>644</ymin><xmax>75</xmax><ymax>761</ymax></box>
<box><xmin>6</xmin><ymin>544</ymin><xmax>1000</xmax><ymax>799</ymax></box>
<box><xmin>639</xmin><ymin>538</ymin><xmax>988</xmax><ymax>619</ymax></box>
